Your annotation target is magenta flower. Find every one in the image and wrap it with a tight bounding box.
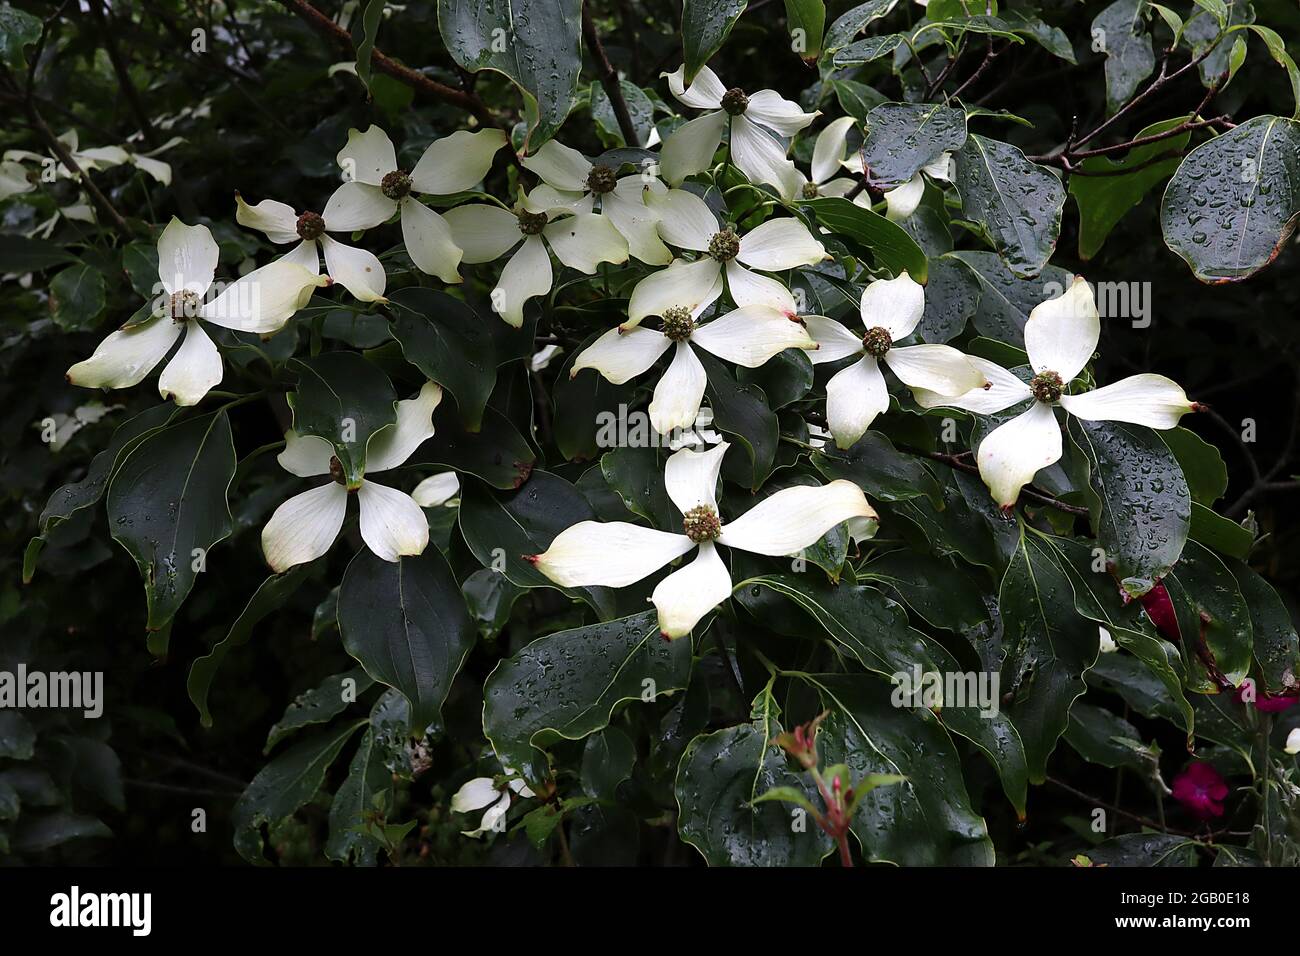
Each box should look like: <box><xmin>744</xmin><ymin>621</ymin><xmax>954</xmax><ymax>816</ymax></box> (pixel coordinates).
<box><xmin>1138</xmin><ymin>581</ymin><xmax>1181</xmax><ymax>643</ymax></box>
<box><xmin>1171</xmin><ymin>762</ymin><xmax>1228</xmax><ymax>820</ymax></box>
<box><xmin>1232</xmin><ymin>683</ymin><xmax>1300</xmax><ymax>713</ymax></box>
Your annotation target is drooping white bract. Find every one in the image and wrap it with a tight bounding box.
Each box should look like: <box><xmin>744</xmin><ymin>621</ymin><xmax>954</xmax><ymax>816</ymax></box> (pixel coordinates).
<box><xmin>236</xmin><ymin>179</ymin><xmax>394</xmax><ymax>303</ymax></box>
<box><xmin>442</xmin><ymin>195</ymin><xmax>629</xmax><ymax>328</ymax></box>
<box><xmin>881</xmin><ymin>154</ymin><xmax>954</xmax><ymax>222</ymax></box>
<box><xmin>67</xmin><ymin>218</ymin><xmax>327</xmax><ymax>406</ymax></box>
<box><xmin>412</xmin><ymin>471</ymin><xmax>460</xmax><ymax>508</ymax></box>
<box><xmin>804</xmin><ymin>272</ymin><xmax>986</xmax><ymax>448</ymax></box>
<box><xmin>261</xmin><ymin>382</ymin><xmax>444</xmax><ymax>572</ymax></box>
<box><xmin>1286</xmin><ymin>727</ymin><xmax>1300</xmax><ymax>756</ymax></box>
<box><xmin>943</xmin><ymin>277</ymin><xmax>1199</xmax><ymax>509</ymax></box>
<box><xmin>335</xmin><ymin>125</ymin><xmax>507</xmax><ymax>283</ymax></box>
<box><xmin>521</xmin><ymin>140</ymin><xmax>672</xmax><ymax>265</ymax></box>
<box><xmin>571</xmin><ymin>304</ymin><xmax>817</xmax><ymax>434</ymax></box>
<box><xmin>451</xmin><ymin>769</ymin><xmax>535</xmax><ymax>838</ymax></box>
<box><xmin>624</xmin><ymin>188</ymin><xmax>827</xmax><ymax>327</ymax></box>
<box><xmin>529</xmin><ymin>442</ymin><xmax>877</xmax><ymax>638</ymax></box>
<box><xmin>660</xmin><ymin>64</ymin><xmax>818</xmax><ymax>200</ymax></box>
<box><xmin>796</xmin><ymin>116</ymin><xmax>864</xmax><ymax>203</ymax></box>
<box><xmin>7</xmin><ymin>129</ymin><xmax>177</xmax><ymax>186</ymax></box>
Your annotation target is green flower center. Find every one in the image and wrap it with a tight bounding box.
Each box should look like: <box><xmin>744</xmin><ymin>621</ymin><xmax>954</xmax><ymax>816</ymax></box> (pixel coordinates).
<box><xmin>708</xmin><ymin>228</ymin><xmax>740</xmax><ymax>262</ymax></box>
<box><xmin>721</xmin><ymin>87</ymin><xmax>749</xmax><ymax>116</ymax></box>
<box><xmin>518</xmin><ymin>210</ymin><xmax>549</xmax><ymax>235</ymax></box>
<box><xmin>381</xmin><ymin>169</ymin><xmax>412</xmax><ymax>200</ymax></box>
<box><xmin>861</xmin><ymin>326</ymin><xmax>892</xmax><ymax>357</ymax></box>
<box><xmin>585</xmin><ymin>164</ymin><xmax>618</xmax><ymax>195</ymax></box>
<box><xmin>801</xmin><ymin>181</ymin><xmax>819</xmax><ymax>199</ymax></box>
<box><xmin>660</xmin><ymin>306</ymin><xmax>695</xmax><ymax>342</ymax></box>
<box><xmin>682</xmin><ymin>505</ymin><xmax>722</xmax><ymax>543</ymax></box>
<box><xmin>1031</xmin><ymin>370</ymin><xmax>1064</xmax><ymax>403</ymax></box>
<box><xmin>168</xmin><ymin>290</ymin><xmax>200</xmax><ymax>322</ymax></box>
<box><xmin>296</xmin><ymin>210</ymin><xmax>326</xmax><ymax>241</ymax></box>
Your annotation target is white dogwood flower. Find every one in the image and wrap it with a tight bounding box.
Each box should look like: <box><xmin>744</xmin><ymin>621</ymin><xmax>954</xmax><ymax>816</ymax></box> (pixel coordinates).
<box><xmin>796</xmin><ymin>116</ymin><xmax>864</xmax><ymax>202</ymax></box>
<box><xmin>442</xmin><ymin>196</ymin><xmax>629</xmax><ymax>328</ymax></box>
<box><xmin>67</xmin><ymin>219</ymin><xmax>326</xmax><ymax>406</ymax></box>
<box><xmin>1285</xmin><ymin>728</ymin><xmax>1300</xmax><ymax>756</ymax></box>
<box><xmin>1098</xmin><ymin>627</ymin><xmax>1118</xmax><ymax>654</ymax></box>
<box><xmin>882</xmin><ymin>154</ymin><xmax>954</xmax><ymax>222</ymax></box>
<box><xmin>571</xmin><ymin>304</ymin><xmax>816</xmax><ymax>434</ymax></box>
<box><xmin>451</xmin><ymin>769</ymin><xmax>535</xmax><ymax>838</ymax></box>
<box><xmin>660</xmin><ymin>64</ymin><xmax>817</xmax><ymax>200</ymax></box>
<box><xmin>805</xmin><ymin>272</ymin><xmax>986</xmax><ymax>448</ymax></box>
<box><xmin>412</xmin><ymin>471</ymin><xmax>460</xmax><ymax>508</ymax></box>
<box><xmin>335</xmin><ymin>125</ymin><xmax>507</xmax><ymax>283</ymax></box>
<box><xmin>521</xmin><ymin>140</ymin><xmax>672</xmax><ymax>265</ymax></box>
<box><xmin>261</xmin><ymin>382</ymin><xmax>443</xmax><ymax>571</ymax></box>
<box><xmin>236</xmin><ymin>180</ymin><xmax>393</xmax><ymax>303</ymax></box>
<box><xmin>529</xmin><ymin>442</ymin><xmax>876</xmax><ymax>638</ymax></box>
<box><xmin>971</xmin><ymin>277</ymin><xmax>1198</xmax><ymax>508</ymax></box>
<box><xmin>624</xmin><ymin>188</ymin><xmax>826</xmax><ymax>326</ymax></box>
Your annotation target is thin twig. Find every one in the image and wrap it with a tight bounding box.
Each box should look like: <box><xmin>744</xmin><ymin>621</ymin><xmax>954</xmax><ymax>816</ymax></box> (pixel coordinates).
<box><xmin>277</xmin><ymin>0</ymin><xmax>520</xmax><ymax>169</ymax></box>
<box><xmin>1046</xmin><ymin>776</ymin><xmax>1195</xmax><ymax>837</ymax></box>
<box><xmin>582</xmin><ymin>7</ymin><xmax>640</xmax><ymax>147</ymax></box>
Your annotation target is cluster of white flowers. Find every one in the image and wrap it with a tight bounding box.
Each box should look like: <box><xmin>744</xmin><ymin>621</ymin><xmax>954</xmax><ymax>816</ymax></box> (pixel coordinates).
<box><xmin>58</xmin><ymin>60</ymin><xmax>1197</xmax><ymax>630</ymax></box>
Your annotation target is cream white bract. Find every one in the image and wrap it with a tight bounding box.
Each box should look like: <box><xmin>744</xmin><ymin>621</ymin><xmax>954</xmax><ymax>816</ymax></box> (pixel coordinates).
<box><xmin>261</xmin><ymin>382</ymin><xmax>443</xmax><ymax>571</ymax></box>
<box><xmin>940</xmin><ymin>277</ymin><xmax>1200</xmax><ymax>508</ymax></box>
<box><xmin>236</xmin><ymin>181</ymin><xmax>392</xmax><ymax>303</ymax></box>
<box><xmin>521</xmin><ymin>140</ymin><xmax>672</xmax><ymax>265</ymax></box>
<box><xmin>660</xmin><ymin>64</ymin><xmax>818</xmax><ymax>200</ymax></box>
<box><xmin>796</xmin><ymin>116</ymin><xmax>864</xmax><ymax>202</ymax></box>
<box><xmin>571</xmin><ymin>304</ymin><xmax>817</xmax><ymax>434</ymax></box>
<box><xmin>334</xmin><ymin>125</ymin><xmax>507</xmax><ymax>284</ymax></box>
<box><xmin>804</xmin><ymin>271</ymin><xmax>987</xmax><ymax>448</ymax></box>
<box><xmin>66</xmin><ymin>218</ymin><xmax>326</xmax><ymax>406</ymax></box>
<box><xmin>451</xmin><ymin>770</ymin><xmax>535</xmax><ymax>838</ymax></box>
<box><xmin>625</xmin><ymin>188</ymin><xmax>827</xmax><ymax>326</ymax></box>
<box><xmin>529</xmin><ymin>442</ymin><xmax>877</xmax><ymax>638</ymax></box>
<box><xmin>443</xmin><ymin>197</ymin><xmax>629</xmax><ymax>328</ymax></box>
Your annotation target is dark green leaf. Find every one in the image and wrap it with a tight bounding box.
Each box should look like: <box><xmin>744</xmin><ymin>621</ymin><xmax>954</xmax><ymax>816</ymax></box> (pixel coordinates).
<box><xmin>580</xmin><ymin>727</ymin><xmax>636</xmax><ymax>800</ymax></box>
<box><xmin>437</xmin><ymin>0</ymin><xmax>581</xmax><ymax>149</ymax></box>
<box><xmin>389</xmin><ymin>288</ymin><xmax>498</xmax><ymax>430</ymax></box>
<box><xmin>812</xmin><ymin>431</ymin><xmax>942</xmax><ymax>504</ymax></box>
<box><xmin>1068</xmin><ymin>417</ymin><xmax>1190</xmax><ymax>597</ymax></box>
<box><xmin>804</xmin><ymin>196</ymin><xmax>929</xmax><ymax>281</ymax></box>
<box><xmin>188</xmin><ymin>564</ymin><xmax>316</xmax><ymax>727</ymax></box>
<box><xmin>49</xmin><ymin>263</ymin><xmax>107</xmax><ymax>331</ymax></box>
<box><xmin>699</xmin><ymin>351</ymin><xmax>778</xmax><ymax>489</ymax></box>
<box><xmin>484</xmin><ymin>611</ymin><xmax>691</xmax><ymax>773</ymax></box>
<box><xmin>1161</xmin><ymin>115</ymin><xmax>1300</xmax><ymax>282</ymax></box>
<box><xmin>947</xmin><ymin>250</ymin><xmax>1072</xmax><ymax>345</ymax></box>
<box><xmin>265</xmin><ymin>668</ymin><xmax>375</xmax><ymax>753</ymax></box>
<box><xmin>338</xmin><ymin>547</ymin><xmax>475</xmax><ymax>730</ymax></box>
<box><xmin>784</xmin><ymin>0</ymin><xmax>826</xmax><ymax>61</ymax></box>
<box><xmin>1092</xmin><ymin>0</ymin><xmax>1155</xmax><ymax>114</ymax></box>
<box><xmin>288</xmin><ymin>352</ymin><xmax>397</xmax><ymax>483</ymax></box>
<box><xmin>1069</xmin><ymin>118</ymin><xmax>1191</xmax><ymax>260</ymax></box>
<box><xmin>998</xmin><ymin>529</ymin><xmax>1101</xmax><ymax>782</ymax></box>
<box><xmin>1227</xmin><ymin>559</ymin><xmax>1299</xmax><ymax>697</ymax></box>
<box><xmin>107</xmin><ymin>411</ymin><xmax>237</xmax><ymax>630</ymax></box>
<box><xmin>682</xmin><ymin>0</ymin><xmax>748</xmax><ymax>82</ymax></box>
<box><xmin>675</xmin><ymin>684</ymin><xmax>833</xmax><ymax>866</ymax></box>
<box><xmin>859</xmin><ymin>102</ymin><xmax>967</xmax><ymax>188</ymax></box>
<box><xmin>954</xmin><ymin>135</ymin><xmax>1066</xmax><ymax>277</ymax></box>
<box><xmin>1165</xmin><ymin>540</ymin><xmax>1253</xmax><ymax>689</ymax></box>
<box><xmin>804</xmin><ymin>673</ymin><xmax>995</xmax><ymax>864</ymax></box>
<box><xmin>0</xmin><ymin>3</ymin><xmax>41</xmax><ymax>70</ymax></box>
<box><xmin>232</xmin><ymin>720</ymin><xmax>366</xmax><ymax>864</ymax></box>
<box><xmin>414</xmin><ymin>404</ymin><xmax>534</xmax><ymax>490</ymax></box>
